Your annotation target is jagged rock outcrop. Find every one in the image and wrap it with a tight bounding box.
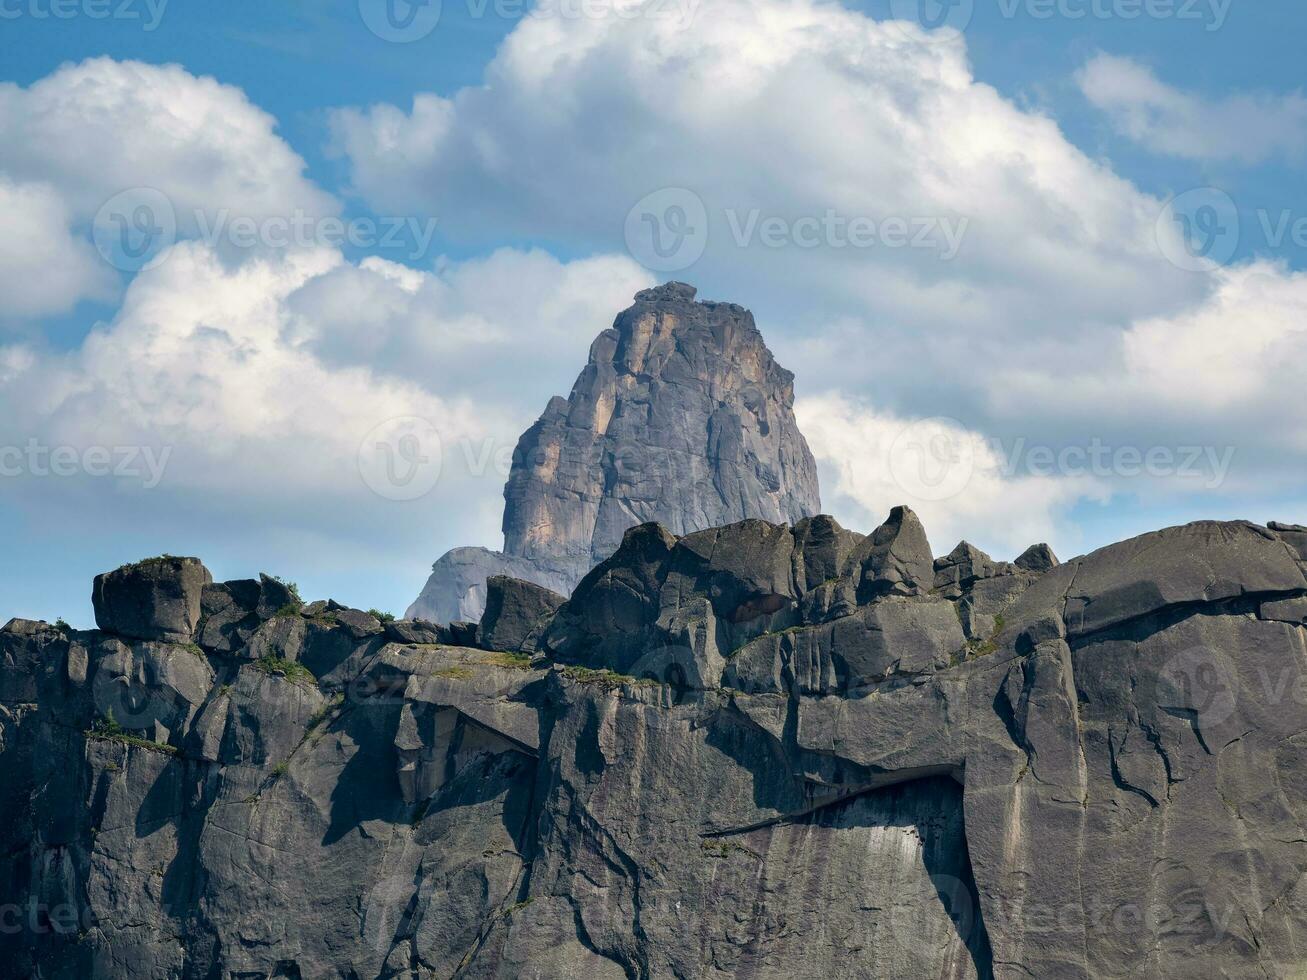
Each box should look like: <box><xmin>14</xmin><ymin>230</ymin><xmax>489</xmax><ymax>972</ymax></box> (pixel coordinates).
<box><xmin>407</xmin><ymin>283</ymin><xmax>821</xmax><ymax>622</ymax></box>
<box><xmin>5</xmin><ymin>512</ymin><xmax>1307</xmax><ymax>978</ymax></box>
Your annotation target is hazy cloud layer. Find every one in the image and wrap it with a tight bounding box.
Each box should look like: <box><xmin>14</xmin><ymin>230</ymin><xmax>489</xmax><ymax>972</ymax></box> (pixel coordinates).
<box><xmin>1077</xmin><ymin>53</ymin><xmax>1307</xmax><ymax>164</ymax></box>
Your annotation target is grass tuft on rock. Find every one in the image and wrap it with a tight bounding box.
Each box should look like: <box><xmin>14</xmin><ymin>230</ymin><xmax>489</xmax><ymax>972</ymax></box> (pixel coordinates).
<box><xmin>252</xmin><ymin>656</ymin><xmax>316</xmax><ymax>685</ymax></box>
<box><xmin>86</xmin><ymin>713</ymin><xmax>178</xmax><ymax>756</ymax></box>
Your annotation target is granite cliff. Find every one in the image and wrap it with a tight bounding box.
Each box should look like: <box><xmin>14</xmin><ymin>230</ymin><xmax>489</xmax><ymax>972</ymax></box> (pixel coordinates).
<box><xmin>406</xmin><ymin>282</ymin><xmax>821</xmax><ymax>623</ymax></box>
<box><xmin>4</xmin><ymin>513</ymin><xmax>1307</xmax><ymax>978</ymax></box>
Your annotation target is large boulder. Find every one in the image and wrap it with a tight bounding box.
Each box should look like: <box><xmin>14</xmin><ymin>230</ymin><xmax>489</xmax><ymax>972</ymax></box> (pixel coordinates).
<box><xmin>197</xmin><ymin>573</ymin><xmax>299</xmax><ymax>653</ymax></box>
<box><xmin>92</xmin><ymin>556</ymin><xmax>211</xmax><ymax>643</ymax></box>
<box><xmin>855</xmin><ymin>504</ymin><xmax>935</xmax><ymax>600</ymax></box>
<box><xmin>479</xmin><ymin>576</ymin><xmax>567</xmax><ymax>653</ymax></box>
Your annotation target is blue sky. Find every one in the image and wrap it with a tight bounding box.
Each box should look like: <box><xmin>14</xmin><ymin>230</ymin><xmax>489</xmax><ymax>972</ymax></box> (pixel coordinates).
<box><xmin>1</xmin><ymin>0</ymin><xmax>1305</xmax><ymax>626</ymax></box>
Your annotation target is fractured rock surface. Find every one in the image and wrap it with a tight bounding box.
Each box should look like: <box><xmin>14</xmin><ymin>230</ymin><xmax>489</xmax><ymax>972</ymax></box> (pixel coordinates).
<box><xmin>5</xmin><ymin>512</ymin><xmax>1307</xmax><ymax>978</ymax></box>
<box><xmin>407</xmin><ymin>283</ymin><xmax>821</xmax><ymax>622</ymax></box>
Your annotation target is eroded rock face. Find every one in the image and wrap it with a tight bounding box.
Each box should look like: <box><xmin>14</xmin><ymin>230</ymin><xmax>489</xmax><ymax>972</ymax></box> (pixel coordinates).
<box><xmin>92</xmin><ymin>556</ymin><xmax>211</xmax><ymax>643</ymax></box>
<box><xmin>479</xmin><ymin>576</ymin><xmax>566</xmax><ymax>654</ymax></box>
<box><xmin>5</xmin><ymin>513</ymin><xmax>1307</xmax><ymax>979</ymax></box>
<box><xmin>407</xmin><ymin>283</ymin><xmax>821</xmax><ymax>622</ymax></box>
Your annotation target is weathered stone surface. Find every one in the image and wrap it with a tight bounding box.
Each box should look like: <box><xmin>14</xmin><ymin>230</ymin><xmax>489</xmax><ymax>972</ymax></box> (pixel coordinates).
<box><xmin>478</xmin><ymin>576</ymin><xmax>566</xmax><ymax>653</ymax></box>
<box><xmin>1013</xmin><ymin>542</ymin><xmax>1059</xmax><ymax>572</ymax></box>
<box><xmin>856</xmin><ymin>504</ymin><xmax>936</xmax><ymax>600</ymax></box>
<box><xmin>197</xmin><ymin>574</ymin><xmax>301</xmax><ymax>653</ymax></box>
<box><xmin>1262</xmin><ymin>595</ymin><xmax>1307</xmax><ymax>624</ymax></box>
<box><xmin>934</xmin><ymin>541</ymin><xmax>1014</xmax><ymax>594</ymax></box>
<box><xmin>408</xmin><ymin>283</ymin><xmax>821</xmax><ymax>622</ymax></box>
<box><xmin>92</xmin><ymin>556</ymin><xmax>211</xmax><ymax>643</ymax></box>
<box><xmin>6</xmin><ymin>515</ymin><xmax>1307</xmax><ymax>979</ymax></box>
<box><xmin>382</xmin><ymin>617</ymin><xmax>448</xmax><ymax>645</ymax></box>
<box><xmin>504</xmin><ymin>283</ymin><xmax>820</xmax><ymax>566</ymax></box>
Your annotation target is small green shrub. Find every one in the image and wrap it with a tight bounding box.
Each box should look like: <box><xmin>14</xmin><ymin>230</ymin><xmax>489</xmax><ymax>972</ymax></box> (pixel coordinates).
<box><xmin>272</xmin><ymin>576</ymin><xmax>303</xmax><ymax>604</ymax></box>
<box><xmin>253</xmin><ymin>656</ymin><xmax>316</xmax><ymax>685</ymax></box>
<box><xmin>561</xmin><ymin>666</ymin><xmax>656</xmax><ymax>688</ymax></box>
<box><xmin>86</xmin><ymin>713</ymin><xmax>177</xmax><ymax>756</ymax></box>
<box><xmin>433</xmin><ymin>666</ymin><xmax>474</xmax><ymax>680</ymax></box>
<box><xmin>367</xmin><ymin>609</ymin><xmax>396</xmax><ymax>623</ymax></box>
<box><xmin>124</xmin><ymin>554</ymin><xmax>181</xmax><ymax>572</ymax></box>
<box><xmin>476</xmin><ymin>651</ymin><xmax>534</xmax><ymax>670</ymax></box>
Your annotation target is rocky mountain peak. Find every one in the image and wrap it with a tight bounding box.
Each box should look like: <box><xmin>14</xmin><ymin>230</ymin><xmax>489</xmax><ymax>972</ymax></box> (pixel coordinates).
<box><xmin>408</xmin><ymin>283</ymin><xmax>821</xmax><ymax>622</ymax></box>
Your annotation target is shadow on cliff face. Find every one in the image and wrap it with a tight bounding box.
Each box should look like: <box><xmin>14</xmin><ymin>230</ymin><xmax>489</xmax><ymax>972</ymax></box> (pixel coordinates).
<box><xmin>323</xmin><ymin>705</ymin><xmax>406</xmax><ymax>847</ymax></box>
<box><xmin>693</xmin><ymin>775</ymin><xmax>994</xmax><ymax>980</ymax></box>
<box><xmin>811</xmin><ymin>777</ymin><xmax>993</xmax><ymax>980</ymax></box>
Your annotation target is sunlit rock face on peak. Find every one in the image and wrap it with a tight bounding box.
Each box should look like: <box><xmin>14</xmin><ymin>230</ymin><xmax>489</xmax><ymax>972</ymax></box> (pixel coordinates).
<box><xmin>407</xmin><ymin>282</ymin><xmax>821</xmax><ymax>623</ymax></box>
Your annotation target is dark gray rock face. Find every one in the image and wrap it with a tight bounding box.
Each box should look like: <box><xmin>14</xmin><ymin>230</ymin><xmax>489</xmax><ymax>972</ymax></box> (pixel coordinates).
<box><xmin>478</xmin><ymin>576</ymin><xmax>566</xmax><ymax>653</ymax></box>
<box><xmin>92</xmin><ymin>556</ymin><xmax>211</xmax><ymax>643</ymax></box>
<box><xmin>5</xmin><ymin>513</ymin><xmax>1307</xmax><ymax>979</ymax></box>
<box><xmin>407</xmin><ymin>283</ymin><xmax>821</xmax><ymax>623</ymax></box>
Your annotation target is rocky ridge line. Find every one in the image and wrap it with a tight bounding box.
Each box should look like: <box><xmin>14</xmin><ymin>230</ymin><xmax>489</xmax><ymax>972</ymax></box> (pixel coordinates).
<box><xmin>2</xmin><ymin>514</ymin><xmax>1307</xmax><ymax>977</ymax></box>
